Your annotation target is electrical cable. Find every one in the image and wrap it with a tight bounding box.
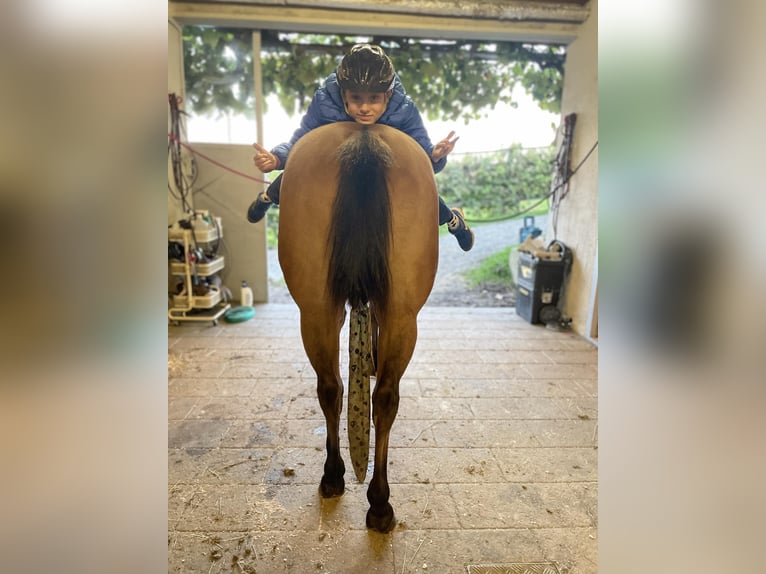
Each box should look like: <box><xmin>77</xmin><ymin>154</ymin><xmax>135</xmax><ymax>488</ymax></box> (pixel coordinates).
<box><xmin>168</xmin><ymin>93</ymin><xmax>198</xmax><ymax>214</ymax></box>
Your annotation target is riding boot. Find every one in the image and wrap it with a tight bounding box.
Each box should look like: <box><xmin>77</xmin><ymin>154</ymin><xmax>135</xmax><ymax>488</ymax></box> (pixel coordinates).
<box><xmin>247</xmin><ymin>173</ymin><xmax>283</xmax><ymax>223</ymax></box>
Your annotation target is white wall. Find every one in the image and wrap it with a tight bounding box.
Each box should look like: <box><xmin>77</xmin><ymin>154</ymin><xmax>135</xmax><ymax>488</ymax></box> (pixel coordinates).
<box><xmin>190</xmin><ymin>144</ymin><xmax>269</xmax><ymax>304</ymax></box>
<box><xmin>547</xmin><ymin>0</ymin><xmax>598</xmax><ymax>339</ymax></box>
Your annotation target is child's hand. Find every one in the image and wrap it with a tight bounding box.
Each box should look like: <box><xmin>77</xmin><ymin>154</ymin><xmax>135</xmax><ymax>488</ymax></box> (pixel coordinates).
<box><xmin>431</xmin><ymin>131</ymin><xmax>459</xmax><ymax>162</ymax></box>
<box><xmin>252</xmin><ymin>143</ymin><xmax>281</xmax><ymax>173</ymax></box>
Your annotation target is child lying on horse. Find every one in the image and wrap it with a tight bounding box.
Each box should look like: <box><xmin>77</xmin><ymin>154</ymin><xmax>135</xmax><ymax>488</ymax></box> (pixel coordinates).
<box><xmin>247</xmin><ymin>43</ymin><xmax>475</xmax><ymax>251</ymax></box>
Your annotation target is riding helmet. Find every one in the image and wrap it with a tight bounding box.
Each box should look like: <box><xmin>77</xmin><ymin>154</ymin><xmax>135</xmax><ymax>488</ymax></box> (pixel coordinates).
<box><xmin>337</xmin><ymin>44</ymin><xmax>395</xmax><ymax>93</ymax></box>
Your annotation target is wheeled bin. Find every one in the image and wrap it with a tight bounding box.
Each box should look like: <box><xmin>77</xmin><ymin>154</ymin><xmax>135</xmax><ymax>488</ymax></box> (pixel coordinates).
<box><xmin>515</xmin><ymin>240</ymin><xmax>572</xmax><ymax>324</ymax></box>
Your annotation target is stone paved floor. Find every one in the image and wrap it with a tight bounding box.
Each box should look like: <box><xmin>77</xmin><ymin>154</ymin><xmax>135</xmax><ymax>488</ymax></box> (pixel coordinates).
<box><xmin>168</xmin><ymin>304</ymin><xmax>597</xmax><ymax>573</ymax></box>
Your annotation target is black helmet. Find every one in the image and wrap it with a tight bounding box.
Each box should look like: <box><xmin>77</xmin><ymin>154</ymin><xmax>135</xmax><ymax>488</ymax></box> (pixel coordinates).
<box><xmin>337</xmin><ymin>44</ymin><xmax>395</xmax><ymax>93</ymax></box>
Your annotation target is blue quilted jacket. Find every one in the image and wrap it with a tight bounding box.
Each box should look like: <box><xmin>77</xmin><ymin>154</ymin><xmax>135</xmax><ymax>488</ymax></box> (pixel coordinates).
<box><xmin>270</xmin><ymin>72</ymin><xmax>447</xmax><ymax>174</ymax></box>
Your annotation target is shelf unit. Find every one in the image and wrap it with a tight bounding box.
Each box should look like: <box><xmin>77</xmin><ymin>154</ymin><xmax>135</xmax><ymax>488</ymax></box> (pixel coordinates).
<box><xmin>168</xmin><ymin>214</ymin><xmax>230</xmax><ymax>325</ymax></box>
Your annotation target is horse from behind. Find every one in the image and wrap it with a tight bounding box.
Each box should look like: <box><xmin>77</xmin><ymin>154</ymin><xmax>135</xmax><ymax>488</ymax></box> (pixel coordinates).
<box><xmin>278</xmin><ymin>122</ymin><xmax>438</xmax><ymax>532</ymax></box>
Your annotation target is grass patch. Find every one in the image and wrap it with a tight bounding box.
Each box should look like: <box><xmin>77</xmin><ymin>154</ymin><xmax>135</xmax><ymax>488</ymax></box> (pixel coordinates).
<box><xmin>463</xmin><ymin>246</ymin><xmax>516</xmax><ymax>289</ymax></box>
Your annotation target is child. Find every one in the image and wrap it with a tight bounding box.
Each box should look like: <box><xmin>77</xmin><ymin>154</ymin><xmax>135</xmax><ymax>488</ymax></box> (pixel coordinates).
<box><xmin>247</xmin><ymin>43</ymin><xmax>474</xmax><ymax>251</ymax></box>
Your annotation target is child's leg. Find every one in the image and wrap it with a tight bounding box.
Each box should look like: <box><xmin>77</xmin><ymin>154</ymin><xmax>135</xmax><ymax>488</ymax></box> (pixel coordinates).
<box><xmin>247</xmin><ymin>173</ymin><xmax>283</xmax><ymax>223</ymax></box>
<box><xmin>437</xmin><ymin>197</ymin><xmax>453</xmax><ymax>225</ymax></box>
<box><xmin>438</xmin><ymin>196</ymin><xmax>474</xmax><ymax>252</ymax></box>
<box><xmin>265</xmin><ymin>172</ymin><xmax>283</xmax><ymax>204</ymax></box>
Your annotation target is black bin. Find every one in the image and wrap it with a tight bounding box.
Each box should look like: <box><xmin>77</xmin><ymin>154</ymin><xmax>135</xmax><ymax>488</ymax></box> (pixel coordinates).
<box><xmin>515</xmin><ymin>241</ymin><xmax>572</xmax><ymax>324</ymax></box>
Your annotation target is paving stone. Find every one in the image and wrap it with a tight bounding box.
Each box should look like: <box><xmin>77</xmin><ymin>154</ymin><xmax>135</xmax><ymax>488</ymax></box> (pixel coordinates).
<box><xmin>169</xmin><ymin>377</ymin><xmax>255</xmax><ymax>398</ymax></box>
<box><xmin>542</xmin><ymin>349</ymin><xmax>598</xmax><ymax>365</ymax></box>
<box><xmin>388</xmin><ymin>447</ymin><xmax>505</xmax><ymax>484</ymax></box>
<box><xmin>429</xmin><ymin>419</ymin><xmax>539</xmax><ymax>448</ymax></box>
<box><xmin>168</xmin><ymin>447</ymin><xmax>274</xmax><ymax>484</ymax></box>
<box><xmin>189</xmin><ymin>396</ymin><xmax>290</xmax><ymax>420</ymax></box>
<box><xmin>397</xmin><ymin>396</ymin><xmax>476</xmax><ymax>420</ymax></box>
<box><xmin>171</xmin><ymin>528</ymin><xmax>396</xmax><ymax>574</ymax></box>
<box><xmin>525</xmin><ymin>420</ymin><xmax>599</xmax><ymax>448</ymax></box>
<box><xmin>467</xmin><ymin>397</ymin><xmax>568</xmax><ymax>420</ymax></box>
<box><xmin>449</xmin><ymin>482</ymin><xmax>596</xmax><ymax>529</ymax></box>
<box><xmin>171</xmin><ymin>335</ymin><xmax>250</xmax><ymax>350</ymax></box>
<box><xmin>168</xmin><ymin>419</ymin><xmax>231</xmax><ymax>449</ymax></box>
<box><xmin>388</xmin><ymin>483</ymin><xmax>462</xmax><ymax>530</ymax></box>
<box><xmin>475</xmin><ymin>349</ymin><xmax>557</xmax><ymax>364</ymax></box>
<box><xmin>389</xmin><ymin>528</ymin><xmax>567</xmax><ymax>574</ymax></box>
<box><xmin>491</xmin><ymin>447</ymin><xmax>598</xmax><ymax>482</ymax></box>
<box><xmin>171</xmin><ymin>483</ymin><xmax>325</xmax><ymax>532</ymax></box>
<box><xmin>168</xmin><ymin>397</ymin><xmax>199</xmax><ymax>420</ymax></box>
<box><xmin>265</xmin><ymin>447</ymin><xmax>331</xmax><ymax>485</ymax></box>
<box><xmin>220</xmin><ymin>419</ymin><xmax>284</xmax><ymax>448</ymax></box>
<box><xmin>555</xmin><ymin>397</ymin><xmax>598</xmax><ymax>420</ymax></box>
<box><xmin>521</xmin><ymin>363</ymin><xmax>598</xmax><ymax>379</ymax></box>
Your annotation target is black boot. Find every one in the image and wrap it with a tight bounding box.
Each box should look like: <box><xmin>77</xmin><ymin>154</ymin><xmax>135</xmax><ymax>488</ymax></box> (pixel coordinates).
<box><xmin>247</xmin><ymin>173</ymin><xmax>283</xmax><ymax>223</ymax></box>
<box><xmin>247</xmin><ymin>191</ymin><xmax>272</xmax><ymax>223</ymax></box>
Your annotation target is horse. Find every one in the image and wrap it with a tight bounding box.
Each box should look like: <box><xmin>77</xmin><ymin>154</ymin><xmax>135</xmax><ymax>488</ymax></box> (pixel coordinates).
<box><xmin>277</xmin><ymin>122</ymin><xmax>439</xmax><ymax>533</ymax></box>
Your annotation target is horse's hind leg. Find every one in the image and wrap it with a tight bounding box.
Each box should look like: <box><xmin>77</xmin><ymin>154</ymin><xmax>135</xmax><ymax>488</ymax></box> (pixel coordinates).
<box><xmin>300</xmin><ymin>306</ymin><xmax>347</xmax><ymax>497</ymax></box>
<box><xmin>366</xmin><ymin>316</ymin><xmax>418</xmax><ymax>532</ymax></box>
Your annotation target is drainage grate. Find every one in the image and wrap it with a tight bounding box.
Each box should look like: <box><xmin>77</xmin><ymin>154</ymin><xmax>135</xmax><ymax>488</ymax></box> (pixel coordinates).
<box><xmin>466</xmin><ymin>564</ymin><xmax>560</xmax><ymax>574</ymax></box>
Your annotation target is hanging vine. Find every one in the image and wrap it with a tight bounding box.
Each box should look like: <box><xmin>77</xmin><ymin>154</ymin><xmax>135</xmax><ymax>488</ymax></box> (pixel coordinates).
<box><xmin>182</xmin><ymin>28</ymin><xmax>565</xmax><ymax>122</ymax></box>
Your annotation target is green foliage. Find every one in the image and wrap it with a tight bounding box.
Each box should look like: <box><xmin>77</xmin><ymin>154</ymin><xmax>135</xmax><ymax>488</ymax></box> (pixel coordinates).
<box><xmin>438</xmin><ymin>145</ymin><xmax>556</xmax><ymax>221</ymax></box>
<box><xmin>464</xmin><ymin>246</ymin><xmax>515</xmax><ymax>289</ymax></box>
<box><xmin>266</xmin><ymin>210</ymin><xmax>279</xmax><ymax>249</ymax></box>
<box><xmin>181</xmin><ymin>28</ymin><xmax>565</xmax><ymax>122</ymax></box>
<box><xmin>183</xmin><ymin>27</ymin><xmax>254</xmax><ymax>118</ymax></box>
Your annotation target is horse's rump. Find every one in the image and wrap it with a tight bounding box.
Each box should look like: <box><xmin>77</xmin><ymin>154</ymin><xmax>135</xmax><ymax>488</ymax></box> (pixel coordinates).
<box><xmin>279</xmin><ymin>123</ymin><xmax>439</xmax><ymax>312</ymax></box>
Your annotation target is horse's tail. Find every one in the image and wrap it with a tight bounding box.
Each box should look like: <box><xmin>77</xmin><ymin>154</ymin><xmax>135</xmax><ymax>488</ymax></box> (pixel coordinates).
<box><xmin>328</xmin><ymin>127</ymin><xmax>393</xmax><ymax>309</ymax></box>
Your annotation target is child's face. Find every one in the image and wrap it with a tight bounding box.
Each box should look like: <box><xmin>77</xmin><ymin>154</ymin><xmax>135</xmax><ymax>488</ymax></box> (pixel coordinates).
<box><xmin>343</xmin><ymin>90</ymin><xmax>389</xmax><ymax>125</ymax></box>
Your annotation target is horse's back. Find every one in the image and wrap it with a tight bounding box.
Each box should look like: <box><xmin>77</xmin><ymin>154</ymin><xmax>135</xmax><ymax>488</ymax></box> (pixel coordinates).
<box><xmin>279</xmin><ymin>123</ymin><xmax>438</xmax><ymax>311</ymax></box>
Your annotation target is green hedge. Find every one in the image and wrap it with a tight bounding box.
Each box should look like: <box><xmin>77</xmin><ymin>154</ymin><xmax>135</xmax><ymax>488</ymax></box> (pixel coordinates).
<box><xmin>438</xmin><ymin>144</ymin><xmax>555</xmax><ymax>221</ymax></box>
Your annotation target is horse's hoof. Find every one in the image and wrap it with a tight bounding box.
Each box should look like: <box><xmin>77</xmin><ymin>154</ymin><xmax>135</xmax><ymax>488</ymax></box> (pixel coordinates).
<box><xmin>319</xmin><ymin>476</ymin><xmax>345</xmax><ymax>498</ymax></box>
<box><xmin>366</xmin><ymin>504</ymin><xmax>396</xmax><ymax>533</ymax></box>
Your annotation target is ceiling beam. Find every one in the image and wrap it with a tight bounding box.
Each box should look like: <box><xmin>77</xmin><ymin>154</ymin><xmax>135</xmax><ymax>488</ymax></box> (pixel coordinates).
<box><xmin>169</xmin><ymin>2</ymin><xmax>581</xmax><ymax>44</ymax></box>
<box><xmin>173</xmin><ymin>1</ymin><xmax>590</xmax><ymax>24</ymax></box>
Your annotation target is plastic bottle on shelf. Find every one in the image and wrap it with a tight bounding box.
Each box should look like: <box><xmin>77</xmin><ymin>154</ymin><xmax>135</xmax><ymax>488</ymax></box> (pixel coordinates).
<box><xmin>240</xmin><ymin>280</ymin><xmax>253</xmax><ymax>307</ymax></box>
